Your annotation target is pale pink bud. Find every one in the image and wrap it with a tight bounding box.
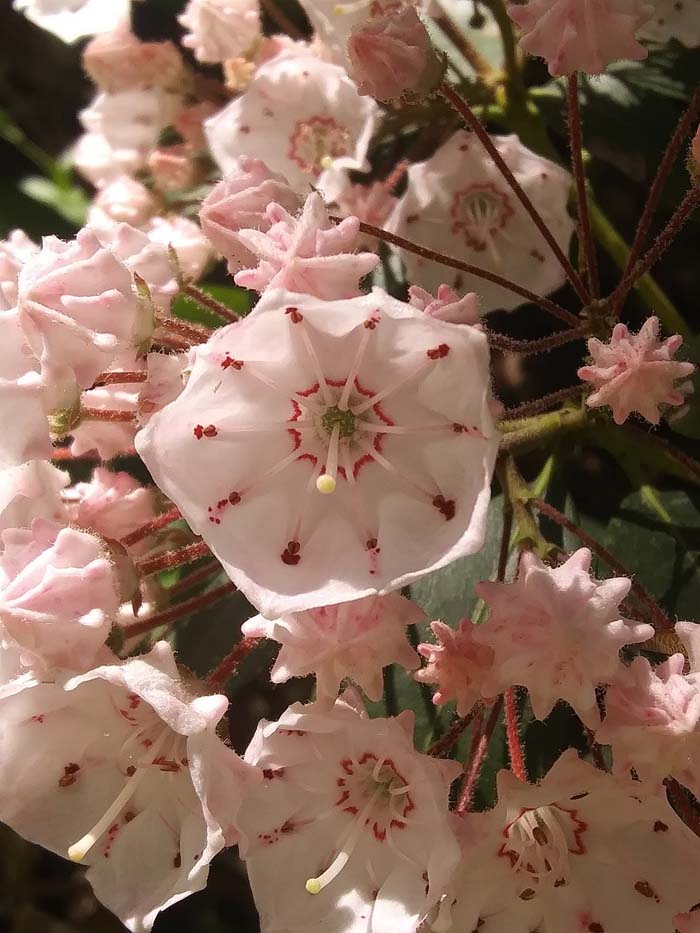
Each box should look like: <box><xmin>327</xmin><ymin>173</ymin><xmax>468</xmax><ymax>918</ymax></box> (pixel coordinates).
<box><xmin>83</xmin><ymin>29</ymin><xmax>183</xmax><ymax>92</ymax></box>
<box><xmin>408</xmin><ymin>284</ymin><xmax>481</xmax><ymax>325</ymax></box>
<box><xmin>178</xmin><ymin>0</ymin><xmax>261</xmax><ymax>63</ymax></box>
<box><xmin>89</xmin><ymin>175</ymin><xmax>158</xmax><ymax>232</ymax></box>
<box><xmin>347</xmin><ymin>5</ymin><xmax>445</xmax><ymax>102</ymax></box>
<box><xmin>148</xmin><ymin>144</ymin><xmax>198</xmax><ymax>192</ymax></box>
<box><xmin>199</xmin><ymin>158</ymin><xmax>302</xmax><ymax>273</ymax></box>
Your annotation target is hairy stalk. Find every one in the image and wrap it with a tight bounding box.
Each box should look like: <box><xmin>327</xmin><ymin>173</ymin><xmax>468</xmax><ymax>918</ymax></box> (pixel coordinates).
<box><xmin>488</xmin><ymin>325</ymin><xmax>589</xmax><ymax>356</ymax></box>
<box><xmin>529</xmin><ymin>497</ymin><xmax>673</xmax><ymax>631</ymax></box>
<box><xmin>498</xmin><ymin>405</ymin><xmax>589</xmax><ymax>455</ymax></box>
<box><xmin>345</xmin><ymin>218</ymin><xmax>581</xmax><ymax>327</ymax></box>
<box><xmin>166</xmin><ymin>560</ymin><xmax>222</xmax><ymax>596</ymax></box>
<box><xmin>208</xmin><ymin>637</ymin><xmax>261</xmax><ymax>688</ymax></box>
<box><xmin>439</xmin><ymin>81</ymin><xmax>590</xmax><ymax>304</ymax></box>
<box><xmin>428</xmin><ymin>704</ymin><xmax>483</xmax><ymax>758</ymax></box>
<box><xmin>457</xmin><ymin>698</ymin><xmax>504</xmax><ymax>813</ymax></box>
<box><xmin>120</xmin><ymin>507</ymin><xmax>183</xmax><ymax>548</ymax></box>
<box><xmin>567</xmin><ymin>75</ymin><xmax>598</xmax><ymax>297</ymax></box>
<box><xmin>183</xmin><ymin>282</ymin><xmax>241</xmax><ymax>324</ymax></box>
<box><xmin>501</xmin><ymin>386</ymin><xmax>585</xmax><ymax>421</ymax></box>
<box><xmin>432</xmin><ymin>9</ymin><xmax>496</xmax><ymax>79</ymax></box>
<box><xmin>504</xmin><ymin>687</ymin><xmax>527</xmax><ymax>781</ymax></box>
<box><xmin>136</xmin><ymin>540</ymin><xmax>211</xmax><ymax>576</ymax></box>
<box><xmin>94</xmin><ymin>371</ymin><xmax>147</xmax><ymax>386</ymax></box>
<box><xmin>155</xmin><ymin>314</ymin><xmax>214</xmax><ymax>346</ymax></box>
<box><xmin>123</xmin><ymin>582</ymin><xmax>237</xmax><ymax>639</ymax></box>
<box><xmin>80</xmin><ymin>407</ymin><xmax>137</xmax><ymax>424</ymax></box>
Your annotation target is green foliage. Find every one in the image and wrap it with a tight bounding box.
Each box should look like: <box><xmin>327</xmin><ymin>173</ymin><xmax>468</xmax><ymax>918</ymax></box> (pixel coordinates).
<box><xmin>172</xmin><ymin>284</ymin><xmax>251</xmax><ymax>327</ymax></box>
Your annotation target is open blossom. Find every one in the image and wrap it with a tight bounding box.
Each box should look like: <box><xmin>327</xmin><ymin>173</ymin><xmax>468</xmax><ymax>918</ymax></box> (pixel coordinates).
<box><xmin>239</xmin><ymin>692</ymin><xmax>461</xmax><ymax>932</ymax></box>
<box><xmin>13</xmin><ymin>0</ymin><xmax>132</xmax><ymax>43</ymax></box>
<box><xmin>578</xmin><ymin>316</ymin><xmax>695</xmax><ymax>425</ymax></box>
<box><xmin>0</xmin><ymin>642</ymin><xmax>259</xmax><ymax>931</ymax></box>
<box><xmin>0</xmin><ymin>460</ymin><xmax>68</xmax><ymax>537</ymax></box>
<box><xmin>17</xmin><ymin>230</ymin><xmax>147</xmax><ymax>390</ymax></box>
<box><xmin>205</xmin><ymin>51</ymin><xmax>379</xmax><ymax>199</ymax></box>
<box><xmin>439</xmin><ymin>749</ymin><xmax>700</xmax><ymax>933</ymax></box>
<box><xmin>640</xmin><ymin>0</ymin><xmax>700</xmax><ymax>46</ymax></box>
<box><xmin>0</xmin><ymin>230</ymin><xmax>39</xmax><ymax>309</ymax></box>
<box><xmin>136</xmin><ymin>287</ymin><xmax>499</xmax><ymax>617</ymax></box>
<box><xmin>179</xmin><ymin>0</ymin><xmax>261</xmax><ymax>62</ymax></box>
<box><xmin>409</xmin><ymin>285</ymin><xmax>481</xmax><ymax>326</ymax></box>
<box><xmin>508</xmin><ymin>0</ymin><xmax>653</xmax><ymax>76</ymax></box>
<box><xmin>596</xmin><ymin>621</ymin><xmax>700</xmax><ymax>796</ymax></box>
<box><xmin>0</xmin><ymin>519</ymin><xmax>118</xmax><ymax>672</ymax></box>
<box><xmin>234</xmin><ymin>192</ymin><xmax>379</xmax><ymax>299</ymax></box>
<box><xmin>145</xmin><ymin>215</ymin><xmax>213</xmax><ymax>281</ymax></box>
<box><xmin>415</xmin><ymin>619</ymin><xmax>494</xmax><ymax>716</ymax></box>
<box><xmin>473</xmin><ymin>549</ymin><xmax>653</xmax><ymax>724</ymax></box>
<box><xmin>199</xmin><ymin>158</ymin><xmax>302</xmax><ymax>274</ymax></box>
<box><xmin>65</xmin><ymin>468</ymin><xmax>156</xmax><ymax>546</ymax></box>
<box><xmin>242</xmin><ymin>593</ymin><xmax>423</xmax><ymax>700</ymax></box>
<box><xmin>387</xmin><ymin>131</ymin><xmax>574</xmax><ymax>312</ymax></box>
<box><xmin>88</xmin><ymin>177</ymin><xmax>159</xmax><ymax>237</ymax></box>
<box><xmin>347</xmin><ymin>5</ymin><xmax>444</xmax><ymax>102</ymax></box>
<box><xmin>83</xmin><ymin>29</ymin><xmax>183</xmax><ymax>92</ymax></box>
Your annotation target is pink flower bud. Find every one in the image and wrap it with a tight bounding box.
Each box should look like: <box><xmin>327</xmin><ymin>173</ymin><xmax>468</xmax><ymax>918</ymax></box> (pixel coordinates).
<box><xmin>148</xmin><ymin>144</ymin><xmax>198</xmax><ymax>193</ymax></box>
<box><xmin>199</xmin><ymin>158</ymin><xmax>302</xmax><ymax>273</ymax></box>
<box><xmin>83</xmin><ymin>29</ymin><xmax>183</xmax><ymax>92</ymax></box>
<box><xmin>408</xmin><ymin>284</ymin><xmax>481</xmax><ymax>326</ymax></box>
<box><xmin>347</xmin><ymin>5</ymin><xmax>445</xmax><ymax>102</ymax></box>
<box><xmin>173</xmin><ymin>102</ymin><xmax>219</xmax><ymax>148</ymax></box>
<box><xmin>88</xmin><ymin>175</ymin><xmax>158</xmax><ymax>233</ymax></box>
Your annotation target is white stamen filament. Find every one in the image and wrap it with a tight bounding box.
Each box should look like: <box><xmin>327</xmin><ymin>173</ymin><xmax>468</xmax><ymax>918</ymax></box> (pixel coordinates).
<box><xmin>298</xmin><ymin>326</ymin><xmax>333</xmax><ymax>406</ymax></box>
<box><xmin>316</xmin><ymin>424</ymin><xmax>340</xmax><ymax>495</ymax></box>
<box><xmin>68</xmin><ymin>731</ymin><xmax>169</xmax><ymax>862</ymax></box>
<box><xmin>357</xmin><ymin>421</ymin><xmax>454</xmax><ymax>435</ymax></box>
<box><xmin>432</xmin><ymin>895</ymin><xmax>457</xmax><ymax>933</ymax></box>
<box><xmin>338</xmin><ymin>328</ymin><xmax>372</xmax><ymax>411</ymax></box>
<box><xmin>243</xmin><ymin>364</ymin><xmax>325</xmax><ymax>415</ymax></box>
<box><xmin>354</xmin><ymin>436</ymin><xmax>435</xmax><ymax>502</ymax></box>
<box><xmin>351</xmin><ymin>361</ymin><xmax>428</xmax><ymax>416</ymax></box>
<box><xmin>305</xmin><ymin>787</ymin><xmax>383</xmax><ymax>895</ymax></box>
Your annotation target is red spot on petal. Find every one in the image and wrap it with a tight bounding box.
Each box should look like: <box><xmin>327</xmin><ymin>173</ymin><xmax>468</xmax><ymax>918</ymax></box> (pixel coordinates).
<box><xmin>427</xmin><ymin>343</ymin><xmax>450</xmax><ymax>360</ymax></box>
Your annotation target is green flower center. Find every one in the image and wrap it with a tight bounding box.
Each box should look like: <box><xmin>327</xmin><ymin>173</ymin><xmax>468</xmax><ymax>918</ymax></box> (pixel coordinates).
<box><xmin>321</xmin><ymin>406</ymin><xmax>357</xmax><ymax>439</ymax></box>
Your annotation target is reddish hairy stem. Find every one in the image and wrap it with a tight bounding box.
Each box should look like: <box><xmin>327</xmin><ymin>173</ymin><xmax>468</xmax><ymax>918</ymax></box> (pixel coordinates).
<box><xmin>428</xmin><ymin>704</ymin><xmax>483</xmax><ymax>757</ymax></box>
<box><xmin>136</xmin><ymin>540</ymin><xmax>211</xmax><ymax>576</ymax></box>
<box><xmin>567</xmin><ymin>75</ymin><xmax>599</xmax><ymax>297</ymax></box>
<box><xmin>433</xmin><ymin>13</ymin><xmax>495</xmax><ymax>77</ymax></box>
<box><xmin>344</xmin><ymin>217</ymin><xmax>581</xmax><ymax>328</ymax></box>
<box><xmin>488</xmin><ymin>325</ymin><xmax>589</xmax><ymax>356</ymax></box>
<box><xmin>166</xmin><ymin>560</ymin><xmax>221</xmax><ymax>597</ymax></box>
<box><xmin>501</xmin><ymin>385</ymin><xmax>584</xmax><ymax>421</ymax></box>
<box><xmin>94</xmin><ymin>371</ymin><xmax>148</xmax><ymax>386</ymax></box>
<box><xmin>51</xmin><ymin>447</ymin><xmax>100</xmax><ymax>462</ymax></box>
<box><xmin>439</xmin><ymin>82</ymin><xmax>590</xmax><ymax>305</ymax></box>
<box><xmin>207</xmin><ymin>637</ymin><xmax>261</xmax><ymax>688</ymax></box>
<box><xmin>123</xmin><ymin>582</ymin><xmax>237</xmax><ymax>638</ymax></box>
<box><xmin>504</xmin><ymin>688</ymin><xmax>527</xmax><ymax>781</ymax></box>
<box><xmin>80</xmin><ymin>407</ymin><xmax>137</xmax><ymax>423</ymax></box>
<box><xmin>621</xmin><ymin>90</ymin><xmax>700</xmax><ymax>288</ymax></box>
<box><xmin>183</xmin><ymin>282</ymin><xmax>240</xmax><ymax>324</ymax></box>
<box><xmin>155</xmin><ymin>314</ymin><xmax>214</xmax><ymax>346</ymax></box>
<box><xmin>457</xmin><ymin>698</ymin><xmax>504</xmax><ymax>813</ymax></box>
<box><xmin>120</xmin><ymin>506</ymin><xmax>182</xmax><ymax>548</ymax></box>
<box><xmin>529</xmin><ymin>497</ymin><xmax>673</xmax><ymax>631</ymax></box>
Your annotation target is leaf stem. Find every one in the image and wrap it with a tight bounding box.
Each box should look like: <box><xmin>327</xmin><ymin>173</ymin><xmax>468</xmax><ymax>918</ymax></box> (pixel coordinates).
<box><xmin>123</xmin><ymin>582</ymin><xmax>237</xmax><ymax>639</ymax></box>
<box><xmin>136</xmin><ymin>540</ymin><xmax>211</xmax><ymax>576</ymax></box>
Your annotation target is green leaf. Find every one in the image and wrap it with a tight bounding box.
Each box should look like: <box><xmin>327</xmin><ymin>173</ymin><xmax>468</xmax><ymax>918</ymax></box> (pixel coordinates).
<box><xmin>604</xmin><ymin>487</ymin><xmax>700</xmax><ymax>620</ymax></box>
<box><xmin>19</xmin><ymin>175</ymin><xmax>88</xmax><ymax>227</ymax></box>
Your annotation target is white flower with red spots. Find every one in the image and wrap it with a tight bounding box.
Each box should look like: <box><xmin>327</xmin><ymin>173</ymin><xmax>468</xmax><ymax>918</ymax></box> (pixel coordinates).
<box><xmin>0</xmin><ymin>641</ymin><xmax>259</xmax><ymax>932</ymax></box>
<box><xmin>596</xmin><ymin>621</ymin><xmax>700</xmax><ymax>796</ymax></box>
<box><xmin>136</xmin><ymin>287</ymin><xmax>500</xmax><ymax>617</ymax></box>
<box><xmin>0</xmin><ymin>518</ymin><xmax>119</xmax><ymax>673</ymax></box>
<box><xmin>242</xmin><ymin>593</ymin><xmax>423</xmax><ymax>700</ymax></box>
<box><xmin>205</xmin><ymin>51</ymin><xmax>379</xmax><ymax>199</ymax></box>
<box><xmin>473</xmin><ymin>549</ymin><xmax>653</xmax><ymax>724</ymax></box>
<box><xmin>179</xmin><ymin>0</ymin><xmax>261</xmax><ymax>63</ymax></box>
<box><xmin>436</xmin><ymin>749</ymin><xmax>700</xmax><ymax>933</ymax></box>
<box><xmin>508</xmin><ymin>0</ymin><xmax>653</xmax><ymax>75</ymax></box>
<box><xmin>13</xmin><ymin>0</ymin><xmax>132</xmax><ymax>43</ymax></box>
<box><xmin>641</xmin><ymin>0</ymin><xmax>700</xmax><ymax>46</ymax></box>
<box><xmin>238</xmin><ymin>691</ymin><xmax>461</xmax><ymax>932</ymax></box>
<box><xmin>199</xmin><ymin>158</ymin><xmax>303</xmax><ymax>274</ymax></box>
<box><xmin>415</xmin><ymin>618</ymin><xmax>494</xmax><ymax>716</ymax></box>
<box><xmin>387</xmin><ymin>131</ymin><xmax>575</xmax><ymax>312</ymax></box>
<box><xmin>234</xmin><ymin>192</ymin><xmax>379</xmax><ymax>299</ymax></box>
<box><xmin>578</xmin><ymin>316</ymin><xmax>695</xmax><ymax>426</ymax></box>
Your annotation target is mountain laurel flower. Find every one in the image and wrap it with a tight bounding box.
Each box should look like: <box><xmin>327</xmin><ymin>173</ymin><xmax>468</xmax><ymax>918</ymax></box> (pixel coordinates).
<box><xmin>178</xmin><ymin>0</ymin><xmax>261</xmax><ymax>63</ymax></box>
<box><xmin>440</xmin><ymin>749</ymin><xmax>700</xmax><ymax>933</ymax></box>
<box><xmin>205</xmin><ymin>51</ymin><xmax>379</xmax><ymax>200</ymax></box>
<box><xmin>347</xmin><ymin>5</ymin><xmax>445</xmax><ymax>103</ymax></box>
<box><xmin>0</xmin><ymin>641</ymin><xmax>259</xmax><ymax>932</ymax></box>
<box><xmin>16</xmin><ymin>230</ymin><xmax>147</xmax><ymax>390</ymax></box>
<box><xmin>408</xmin><ymin>284</ymin><xmax>481</xmax><ymax>326</ymax></box>
<box><xmin>508</xmin><ymin>0</ymin><xmax>653</xmax><ymax>76</ymax></box>
<box><xmin>242</xmin><ymin>593</ymin><xmax>423</xmax><ymax>701</ymax></box>
<box><xmin>82</xmin><ymin>29</ymin><xmax>184</xmax><ymax>92</ymax></box>
<box><xmin>65</xmin><ymin>467</ymin><xmax>157</xmax><ymax>547</ymax></box>
<box><xmin>578</xmin><ymin>316</ymin><xmax>695</xmax><ymax>425</ymax></box>
<box><xmin>233</xmin><ymin>192</ymin><xmax>379</xmax><ymax>299</ymax></box>
<box><xmin>13</xmin><ymin>0</ymin><xmax>132</xmax><ymax>44</ymax></box>
<box><xmin>0</xmin><ymin>460</ymin><xmax>68</xmax><ymax>537</ymax></box>
<box><xmin>639</xmin><ymin>0</ymin><xmax>700</xmax><ymax>47</ymax></box>
<box><xmin>387</xmin><ymin>131</ymin><xmax>574</xmax><ymax>312</ymax></box>
<box><xmin>473</xmin><ymin>548</ymin><xmax>653</xmax><ymax>724</ymax></box>
<box><xmin>99</xmin><ymin>223</ymin><xmax>179</xmax><ymax>316</ymax></box>
<box><xmin>596</xmin><ymin>621</ymin><xmax>700</xmax><ymax>796</ymax></box>
<box><xmin>144</xmin><ymin>215</ymin><xmax>213</xmax><ymax>282</ymax></box>
<box><xmin>136</xmin><ymin>286</ymin><xmax>500</xmax><ymax>618</ymax></box>
<box><xmin>331</xmin><ymin>175</ymin><xmax>399</xmax><ymax>240</ymax></box>
<box><xmin>199</xmin><ymin>158</ymin><xmax>303</xmax><ymax>274</ymax></box>
<box><xmin>239</xmin><ymin>691</ymin><xmax>461</xmax><ymax>933</ymax></box>
<box><xmin>0</xmin><ymin>230</ymin><xmax>39</xmax><ymax>310</ymax></box>
<box><xmin>0</xmin><ymin>518</ymin><xmax>119</xmax><ymax>673</ymax></box>
<box><xmin>88</xmin><ymin>177</ymin><xmax>159</xmax><ymax>237</ymax></box>
<box><xmin>415</xmin><ymin>618</ymin><xmax>494</xmax><ymax>716</ymax></box>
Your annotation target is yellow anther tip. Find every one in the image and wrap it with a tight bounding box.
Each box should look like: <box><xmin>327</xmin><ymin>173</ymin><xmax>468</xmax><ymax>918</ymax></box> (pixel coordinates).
<box><xmin>68</xmin><ymin>844</ymin><xmax>87</xmax><ymax>863</ymax></box>
<box><xmin>316</xmin><ymin>475</ymin><xmax>336</xmax><ymax>495</ymax></box>
<box><xmin>320</xmin><ymin>155</ymin><xmax>334</xmax><ymax>170</ymax></box>
<box><xmin>306</xmin><ymin>878</ymin><xmax>322</xmax><ymax>895</ymax></box>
